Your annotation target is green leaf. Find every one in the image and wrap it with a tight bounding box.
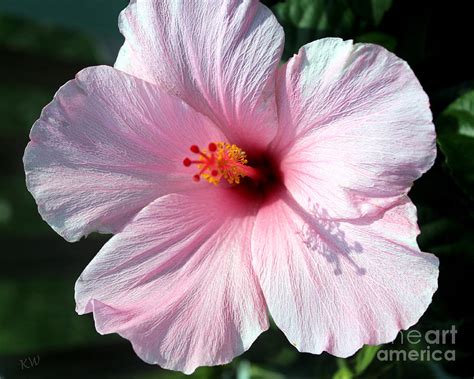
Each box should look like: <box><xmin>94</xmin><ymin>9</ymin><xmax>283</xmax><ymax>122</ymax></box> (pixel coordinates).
<box><xmin>436</xmin><ymin>90</ymin><xmax>474</xmax><ymax>199</ymax></box>
<box><xmin>354</xmin><ymin>345</ymin><xmax>381</xmax><ymax>375</ymax></box>
<box><xmin>332</xmin><ymin>346</ymin><xmax>381</xmax><ymax>379</ymax></box>
<box><xmin>333</xmin><ymin>359</ymin><xmax>353</xmax><ymax>379</ymax></box>
<box><xmin>249</xmin><ymin>364</ymin><xmax>286</xmax><ymax>379</ymax></box>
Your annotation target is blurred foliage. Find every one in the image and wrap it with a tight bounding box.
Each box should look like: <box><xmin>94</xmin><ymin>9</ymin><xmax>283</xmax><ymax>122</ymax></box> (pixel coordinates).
<box><xmin>355</xmin><ymin>32</ymin><xmax>396</xmax><ymax>51</ymax></box>
<box><xmin>0</xmin><ymin>0</ymin><xmax>473</xmax><ymax>378</ymax></box>
<box><xmin>0</xmin><ymin>0</ymin><xmax>128</xmax><ymax>61</ymax></box>
<box><xmin>0</xmin><ymin>278</ymin><xmax>106</xmax><ymax>354</ymax></box>
<box><xmin>332</xmin><ymin>345</ymin><xmax>381</xmax><ymax>379</ymax></box>
<box><xmin>437</xmin><ymin>90</ymin><xmax>474</xmax><ymax>200</ymax></box>
<box><xmin>271</xmin><ymin>0</ymin><xmax>394</xmax><ymax>59</ymax></box>
<box><xmin>0</xmin><ymin>15</ymin><xmax>97</xmax><ymax>63</ymax></box>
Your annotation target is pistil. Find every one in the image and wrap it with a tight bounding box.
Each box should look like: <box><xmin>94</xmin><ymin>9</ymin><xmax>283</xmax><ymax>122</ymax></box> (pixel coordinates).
<box><xmin>183</xmin><ymin>142</ymin><xmax>260</xmax><ymax>185</ymax></box>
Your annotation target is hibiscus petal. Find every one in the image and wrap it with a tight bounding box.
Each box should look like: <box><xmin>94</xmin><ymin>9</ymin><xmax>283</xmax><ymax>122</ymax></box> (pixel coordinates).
<box><xmin>273</xmin><ymin>38</ymin><xmax>436</xmax><ymax>219</ymax></box>
<box><xmin>115</xmin><ymin>0</ymin><xmax>284</xmax><ymax>149</ymax></box>
<box><xmin>75</xmin><ymin>189</ymin><xmax>268</xmax><ymax>374</ymax></box>
<box><xmin>251</xmin><ymin>192</ymin><xmax>438</xmax><ymax>357</ymax></box>
<box><xmin>24</xmin><ymin>65</ymin><xmax>224</xmax><ymax>242</ymax></box>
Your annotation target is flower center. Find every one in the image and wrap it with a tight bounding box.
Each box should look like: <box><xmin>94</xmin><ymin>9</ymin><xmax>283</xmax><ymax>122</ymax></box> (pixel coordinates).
<box><xmin>183</xmin><ymin>142</ymin><xmax>261</xmax><ymax>185</ymax></box>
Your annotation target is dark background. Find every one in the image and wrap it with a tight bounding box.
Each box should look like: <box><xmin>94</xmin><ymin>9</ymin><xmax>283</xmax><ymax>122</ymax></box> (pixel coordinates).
<box><xmin>0</xmin><ymin>0</ymin><xmax>472</xmax><ymax>378</ymax></box>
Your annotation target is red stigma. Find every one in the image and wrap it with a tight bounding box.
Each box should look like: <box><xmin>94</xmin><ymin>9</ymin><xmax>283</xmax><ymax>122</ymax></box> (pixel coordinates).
<box><xmin>183</xmin><ymin>158</ymin><xmax>192</xmax><ymax>167</ymax></box>
<box><xmin>208</xmin><ymin>143</ymin><xmax>217</xmax><ymax>152</ymax></box>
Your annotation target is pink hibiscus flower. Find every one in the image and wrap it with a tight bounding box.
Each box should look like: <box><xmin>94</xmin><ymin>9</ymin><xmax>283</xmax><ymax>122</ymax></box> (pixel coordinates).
<box><xmin>23</xmin><ymin>0</ymin><xmax>439</xmax><ymax>374</ymax></box>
